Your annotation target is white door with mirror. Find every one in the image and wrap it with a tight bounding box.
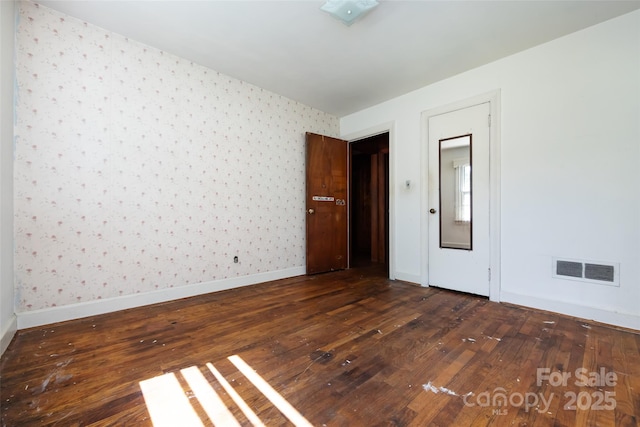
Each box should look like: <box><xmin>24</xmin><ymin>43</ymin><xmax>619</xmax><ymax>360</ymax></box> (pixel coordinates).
<box><xmin>428</xmin><ymin>102</ymin><xmax>491</xmax><ymax>296</ymax></box>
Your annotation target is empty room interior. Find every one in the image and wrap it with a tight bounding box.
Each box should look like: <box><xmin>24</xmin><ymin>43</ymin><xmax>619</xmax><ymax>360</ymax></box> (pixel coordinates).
<box><xmin>1</xmin><ymin>1</ymin><xmax>639</xmax><ymax>426</ymax></box>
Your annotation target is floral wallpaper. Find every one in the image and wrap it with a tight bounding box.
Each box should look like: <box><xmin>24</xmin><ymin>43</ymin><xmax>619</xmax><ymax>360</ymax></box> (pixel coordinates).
<box><xmin>14</xmin><ymin>1</ymin><xmax>339</xmax><ymax>311</ymax></box>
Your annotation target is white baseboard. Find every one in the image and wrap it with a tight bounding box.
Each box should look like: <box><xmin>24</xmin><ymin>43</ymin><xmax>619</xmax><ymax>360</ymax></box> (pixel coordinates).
<box><xmin>500</xmin><ymin>290</ymin><xmax>640</xmax><ymax>331</ymax></box>
<box><xmin>1</xmin><ymin>314</ymin><xmax>17</xmax><ymax>356</ymax></box>
<box><xmin>16</xmin><ymin>267</ymin><xmax>306</xmax><ymax>330</ymax></box>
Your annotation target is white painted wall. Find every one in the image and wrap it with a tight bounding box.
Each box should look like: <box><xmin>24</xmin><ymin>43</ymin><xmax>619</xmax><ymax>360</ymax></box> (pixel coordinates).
<box><xmin>1</xmin><ymin>0</ymin><xmax>17</xmax><ymax>355</ymax></box>
<box><xmin>341</xmin><ymin>10</ymin><xmax>640</xmax><ymax>329</ymax></box>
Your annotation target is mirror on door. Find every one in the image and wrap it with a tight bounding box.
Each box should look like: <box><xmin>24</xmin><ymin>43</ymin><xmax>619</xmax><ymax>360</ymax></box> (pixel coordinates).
<box><xmin>439</xmin><ymin>134</ymin><xmax>472</xmax><ymax>250</ymax></box>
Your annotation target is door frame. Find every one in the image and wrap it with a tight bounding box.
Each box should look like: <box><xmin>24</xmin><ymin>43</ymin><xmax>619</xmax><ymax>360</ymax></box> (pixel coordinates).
<box><xmin>342</xmin><ymin>122</ymin><xmax>396</xmax><ymax>280</ymax></box>
<box><xmin>420</xmin><ymin>90</ymin><xmax>501</xmax><ymax>302</ymax></box>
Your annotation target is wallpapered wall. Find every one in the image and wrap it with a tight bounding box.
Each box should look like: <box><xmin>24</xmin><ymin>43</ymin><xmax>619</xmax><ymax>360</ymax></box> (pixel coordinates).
<box><xmin>14</xmin><ymin>1</ymin><xmax>339</xmax><ymax>312</ymax></box>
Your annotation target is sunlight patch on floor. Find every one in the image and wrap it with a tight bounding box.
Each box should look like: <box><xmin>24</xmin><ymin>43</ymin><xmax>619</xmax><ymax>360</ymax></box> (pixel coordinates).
<box><xmin>181</xmin><ymin>365</ymin><xmax>240</xmax><ymax>427</ymax></box>
<box><xmin>139</xmin><ymin>355</ymin><xmax>313</xmax><ymax>427</ymax></box>
<box><xmin>228</xmin><ymin>355</ymin><xmax>314</xmax><ymax>427</ymax></box>
<box><xmin>206</xmin><ymin>362</ymin><xmax>265</xmax><ymax>427</ymax></box>
<box><xmin>139</xmin><ymin>372</ymin><xmax>204</xmax><ymax>427</ymax></box>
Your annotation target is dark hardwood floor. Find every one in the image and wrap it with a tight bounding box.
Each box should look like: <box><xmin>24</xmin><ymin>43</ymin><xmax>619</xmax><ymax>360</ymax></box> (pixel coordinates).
<box><xmin>1</xmin><ymin>266</ymin><xmax>638</xmax><ymax>426</ymax></box>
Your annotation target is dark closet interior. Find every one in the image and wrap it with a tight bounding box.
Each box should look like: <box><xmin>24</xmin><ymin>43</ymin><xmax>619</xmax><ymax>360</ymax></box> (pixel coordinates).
<box><xmin>350</xmin><ymin>133</ymin><xmax>389</xmax><ymax>271</ymax></box>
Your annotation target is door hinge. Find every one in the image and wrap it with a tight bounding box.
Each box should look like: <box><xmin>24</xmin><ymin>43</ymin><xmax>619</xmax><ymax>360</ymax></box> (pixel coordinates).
<box><xmin>488</xmin><ymin>267</ymin><xmax>491</xmax><ymax>282</ymax></box>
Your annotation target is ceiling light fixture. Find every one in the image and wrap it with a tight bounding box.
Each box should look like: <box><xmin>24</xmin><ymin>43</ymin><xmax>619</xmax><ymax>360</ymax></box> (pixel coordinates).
<box><xmin>321</xmin><ymin>0</ymin><xmax>379</xmax><ymax>26</ymax></box>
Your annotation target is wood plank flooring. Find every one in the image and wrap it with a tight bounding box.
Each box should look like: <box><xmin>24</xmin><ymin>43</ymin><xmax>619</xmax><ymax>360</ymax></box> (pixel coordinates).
<box><xmin>1</xmin><ymin>266</ymin><xmax>639</xmax><ymax>426</ymax></box>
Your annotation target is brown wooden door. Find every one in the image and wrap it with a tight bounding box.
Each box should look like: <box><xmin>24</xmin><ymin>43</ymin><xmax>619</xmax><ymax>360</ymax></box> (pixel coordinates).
<box><xmin>306</xmin><ymin>132</ymin><xmax>348</xmax><ymax>274</ymax></box>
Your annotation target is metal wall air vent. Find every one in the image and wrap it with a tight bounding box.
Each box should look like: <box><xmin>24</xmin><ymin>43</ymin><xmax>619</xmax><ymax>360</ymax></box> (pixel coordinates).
<box><xmin>553</xmin><ymin>258</ymin><xmax>619</xmax><ymax>286</ymax></box>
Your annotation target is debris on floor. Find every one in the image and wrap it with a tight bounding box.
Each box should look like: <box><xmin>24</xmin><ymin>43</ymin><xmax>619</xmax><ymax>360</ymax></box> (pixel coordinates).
<box><xmin>422</xmin><ymin>381</ymin><xmax>470</xmax><ymax>397</ymax></box>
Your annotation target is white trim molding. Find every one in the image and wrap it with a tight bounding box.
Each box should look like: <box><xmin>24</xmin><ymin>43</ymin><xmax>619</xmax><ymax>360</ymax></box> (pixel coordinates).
<box><xmin>1</xmin><ymin>314</ymin><xmax>17</xmax><ymax>355</ymax></box>
<box><xmin>501</xmin><ymin>291</ymin><xmax>640</xmax><ymax>331</ymax></box>
<box><xmin>16</xmin><ymin>267</ymin><xmax>305</xmax><ymax>329</ymax></box>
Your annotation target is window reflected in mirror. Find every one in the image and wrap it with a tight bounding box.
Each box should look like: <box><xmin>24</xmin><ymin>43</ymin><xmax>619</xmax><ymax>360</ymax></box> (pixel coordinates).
<box><xmin>439</xmin><ymin>135</ymin><xmax>472</xmax><ymax>250</ymax></box>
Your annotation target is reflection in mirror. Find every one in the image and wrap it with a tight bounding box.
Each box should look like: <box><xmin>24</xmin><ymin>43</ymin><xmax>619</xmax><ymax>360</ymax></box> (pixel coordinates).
<box><xmin>439</xmin><ymin>135</ymin><xmax>472</xmax><ymax>250</ymax></box>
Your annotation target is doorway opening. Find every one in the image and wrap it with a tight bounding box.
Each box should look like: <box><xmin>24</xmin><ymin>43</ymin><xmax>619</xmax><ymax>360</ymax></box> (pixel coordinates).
<box><xmin>349</xmin><ymin>133</ymin><xmax>389</xmax><ymax>273</ymax></box>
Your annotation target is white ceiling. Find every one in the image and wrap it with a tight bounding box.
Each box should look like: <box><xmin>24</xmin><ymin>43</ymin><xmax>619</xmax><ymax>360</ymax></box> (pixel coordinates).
<box><xmin>38</xmin><ymin>0</ymin><xmax>640</xmax><ymax>117</ymax></box>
